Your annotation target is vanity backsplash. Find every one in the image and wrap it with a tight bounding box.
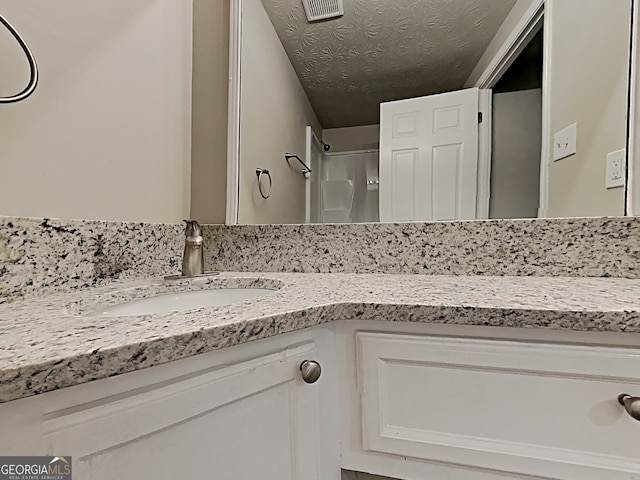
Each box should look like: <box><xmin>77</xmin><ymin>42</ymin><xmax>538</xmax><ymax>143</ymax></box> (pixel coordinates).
<box><xmin>0</xmin><ymin>217</ymin><xmax>183</xmax><ymax>304</ymax></box>
<box><xmin>2</xmin><ymin>216</ymin><xmax>640</xmax><ymax>304</ymax></box>
<box><xmin>203</xmin><ymin>217</ymin><xmax>640</xmax><ymax>278</ymax></box>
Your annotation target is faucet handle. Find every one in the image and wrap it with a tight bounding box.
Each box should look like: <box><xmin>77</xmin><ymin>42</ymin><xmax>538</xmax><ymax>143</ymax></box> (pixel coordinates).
<box><xmin>183</xmin><ymin>220</ymin><xmax>202</xmax><ymax>238</ymax></box>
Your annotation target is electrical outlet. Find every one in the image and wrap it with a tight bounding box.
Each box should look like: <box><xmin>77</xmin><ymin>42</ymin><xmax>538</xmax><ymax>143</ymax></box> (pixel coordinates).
<box><xmin>606</xmin><ymin>149</ymin><xmax>626</xmax><ymax>189</ymax></box>
<box><xmin>553</xmin><ymin>123</ymin><xmax>577</xmax><ymax>161</ymax></box>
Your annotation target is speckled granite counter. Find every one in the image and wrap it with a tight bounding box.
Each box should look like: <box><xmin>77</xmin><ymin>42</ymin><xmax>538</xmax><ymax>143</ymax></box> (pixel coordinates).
<box><xmin>2</xmin><ymin>272</ymin><xmax>640</xmax><ymax>403</ymax></box>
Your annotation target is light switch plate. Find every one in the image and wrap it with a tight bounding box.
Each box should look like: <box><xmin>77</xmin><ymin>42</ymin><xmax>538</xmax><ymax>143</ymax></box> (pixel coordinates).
<box><xmin>606</xmin><ymin>149</ymin><xmax>626</xmax><ymax>189</ymax></box>
<box><xmin>553</xmin><ymin>123</ymin><xmax>577</xmax><ymax>161</ymax></box>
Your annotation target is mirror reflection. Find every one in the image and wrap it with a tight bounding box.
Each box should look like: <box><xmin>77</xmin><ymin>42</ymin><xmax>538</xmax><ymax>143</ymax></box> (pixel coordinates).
<box><xmin>237</xmin><ymin>0</ymin><xmax>633</xmax><ymax>224</ymax></box>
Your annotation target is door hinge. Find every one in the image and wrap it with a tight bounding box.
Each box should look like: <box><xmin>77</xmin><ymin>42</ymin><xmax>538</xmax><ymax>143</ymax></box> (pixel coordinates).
<box><xmin>478</xmin><ymin>112</ymin><xmax>483</xmax><ymax>124</ymax></box>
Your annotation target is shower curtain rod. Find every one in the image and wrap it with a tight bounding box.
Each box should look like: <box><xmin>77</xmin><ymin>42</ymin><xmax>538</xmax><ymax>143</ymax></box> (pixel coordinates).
<box><xmin>0</xmin><ymin>13</ymin><xmax>38</xmax><ymax>103</ymax></box>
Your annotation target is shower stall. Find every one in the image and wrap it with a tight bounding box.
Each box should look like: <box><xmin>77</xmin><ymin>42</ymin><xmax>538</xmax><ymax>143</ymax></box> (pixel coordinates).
<box><xmin>309</xmin><ymin>147</ymin><xmax>380</xmax><ymax>224</ymax></box>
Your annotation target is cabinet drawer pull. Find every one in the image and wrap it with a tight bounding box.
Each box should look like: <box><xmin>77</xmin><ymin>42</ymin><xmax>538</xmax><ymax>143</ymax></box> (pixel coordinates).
<box><xmin>300</xmin><ymin>360</ymin><xmax>321</xmax><ymax>384</ymax></box>
<box><xmin>618</xmin><ymin>394</ymin><xmax>640</xmax><ymax>421</ymax></box>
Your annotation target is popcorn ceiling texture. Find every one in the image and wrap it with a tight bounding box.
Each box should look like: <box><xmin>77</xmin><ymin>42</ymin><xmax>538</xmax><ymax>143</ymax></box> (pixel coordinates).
<box><xmin>261</xmin><ymin>0</ymin><xmax>517</xmax><ymax>127</ymax></box>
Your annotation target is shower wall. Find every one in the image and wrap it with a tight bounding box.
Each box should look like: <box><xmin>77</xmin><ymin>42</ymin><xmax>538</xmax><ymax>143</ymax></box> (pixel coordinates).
<box><xmin>309</xmin><ymin>135</ymin><xmax>324</xmax><ymax>224</ymax></box>
<box><xmin>312</xmin><ymin>150</ymin><xmax>379</xmax><ymax>223</ymax></box>
<box><xmin>323</xmin><ymin>124</ymin><xmax>380</xmax><ymax>151</ymax></box>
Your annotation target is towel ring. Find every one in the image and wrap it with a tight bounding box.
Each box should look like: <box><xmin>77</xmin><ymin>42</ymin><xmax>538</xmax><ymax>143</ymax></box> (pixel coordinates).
<box><xmin>256</xmin><ymin>168</ymin><xmax>272</xmax><ymax>199</ymax></box>
<box><xmin>0</xmin><ymin>14</ymin><xmax>38</xmax><ymax>103</ymax></box>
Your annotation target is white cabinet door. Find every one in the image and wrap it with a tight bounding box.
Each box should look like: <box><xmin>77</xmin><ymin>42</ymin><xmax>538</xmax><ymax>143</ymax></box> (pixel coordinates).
<box><xmin>356</xmin><ymin>332</ymin><xmax>640</xmax><ymax>480</ymax></box>
<box><xmin>379</xmin><ymin>88</ymin><xmax>479</xmax><ymax>222</ymax></box>
<box><xmin>42</xmin><ymin>343</ymin><xmax>324</xmax><ymax>480</ymax></box>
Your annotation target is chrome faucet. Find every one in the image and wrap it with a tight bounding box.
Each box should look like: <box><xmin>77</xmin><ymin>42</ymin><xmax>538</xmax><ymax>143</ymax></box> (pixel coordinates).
<box><xmin>181</xmin><ymin>220</ymin><xmax>204</xmax><ymax>277</ymax></box>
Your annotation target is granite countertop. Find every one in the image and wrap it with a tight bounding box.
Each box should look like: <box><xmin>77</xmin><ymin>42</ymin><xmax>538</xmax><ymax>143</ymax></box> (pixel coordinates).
<box><xmin>2</xmin><ymin>272</ymin><xmax>640</xmax><ymax>404</ymax></box>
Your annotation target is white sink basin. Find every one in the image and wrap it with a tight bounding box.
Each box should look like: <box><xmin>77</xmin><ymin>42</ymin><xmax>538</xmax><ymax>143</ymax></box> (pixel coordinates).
<box><xmin>90</xmin><ymin>288</ymin><xmax>274</xmax><ymax>317</ymax></box>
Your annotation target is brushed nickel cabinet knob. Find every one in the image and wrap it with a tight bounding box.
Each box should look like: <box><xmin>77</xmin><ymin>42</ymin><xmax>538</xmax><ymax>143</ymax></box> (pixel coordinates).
<box><xmin>300</xmin><ymin>360</ymin><xmax>321</xmax><ymax>384</ymax></box>
<box><xmin>618</xmin><ymin>394</ymin><xmax>640</xmax><ymax>421</ymax></box>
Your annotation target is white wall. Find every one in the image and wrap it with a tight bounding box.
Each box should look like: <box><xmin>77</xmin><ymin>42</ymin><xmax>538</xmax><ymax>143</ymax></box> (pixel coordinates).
<box><xmin>323</xmin><ymin>125</ymin><xmax>380</xmax><ymax>152</ymax></box>
<box><xmin>545</xmin><ymin>0</ymin><xmax>630</xmax><ymax>217</ymax></box>
<box><xmin>490</xmin><ymin>89</ymin><xmax>542</xmax><ymax>219</ymax></box>
<box><xmin>0</xmin><ymin>0</ymin><xmax>193</xmax><ymax>223</ymax></box>
<box><xmin>629</xmin><ymin>0</ymin><xmax>640</xmax><ymax>215</ymax></box>
<box><xmin>238</xmin><ymin>0</ymin><xmax>322</xmax><ymax>224</ymax></box>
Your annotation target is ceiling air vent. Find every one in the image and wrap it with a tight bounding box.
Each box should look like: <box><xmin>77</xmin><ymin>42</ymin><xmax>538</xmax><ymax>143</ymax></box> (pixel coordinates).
<box><xmin>302</xmin><ymin>0</ymin><xmax>344</xmax><ymax>22</ymax></box>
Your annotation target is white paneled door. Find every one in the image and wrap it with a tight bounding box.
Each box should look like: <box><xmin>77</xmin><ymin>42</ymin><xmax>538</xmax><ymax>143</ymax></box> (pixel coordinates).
<box><xmin>379</xmin><ymin>88</ymin><xmax>480</xmax><ymax>222</ymax></box>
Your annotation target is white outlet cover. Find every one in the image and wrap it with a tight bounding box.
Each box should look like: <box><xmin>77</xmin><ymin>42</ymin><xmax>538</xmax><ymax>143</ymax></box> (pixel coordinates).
<box><xmin>606</xmin><ymin>149</ymin><xmax>626</xmax><ymax>189</ymax></box>
<box><xmin>553</xmin><ymin>122</ymin><xmax>577</xmax><ymax>161</ymax></box>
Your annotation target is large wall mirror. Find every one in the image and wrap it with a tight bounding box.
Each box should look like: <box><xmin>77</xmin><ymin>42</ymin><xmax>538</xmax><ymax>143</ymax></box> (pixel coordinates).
<box><xmin>230</xmin><ymin>0</ymin><xmax>635</xmax><ymax>224</ymax></box>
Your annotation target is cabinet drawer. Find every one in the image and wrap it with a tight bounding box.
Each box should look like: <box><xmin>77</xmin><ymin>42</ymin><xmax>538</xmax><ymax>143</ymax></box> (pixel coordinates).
<box><xmin>357</xmin><ymin>332</ymin><xmax>640</xmax><ymax>480</ymax></box>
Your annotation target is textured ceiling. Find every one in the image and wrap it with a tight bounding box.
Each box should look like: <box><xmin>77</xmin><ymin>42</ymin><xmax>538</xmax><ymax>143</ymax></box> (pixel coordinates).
<box><xmin>260</xmin><ymin>0</ymin><xmax>518</xmax><ymax>128</ymax></box>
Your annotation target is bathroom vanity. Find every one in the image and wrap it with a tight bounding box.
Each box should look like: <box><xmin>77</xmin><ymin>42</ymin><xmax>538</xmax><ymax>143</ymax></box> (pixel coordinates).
<box><xmin>2</xmin><ymin>0</ymin><xmax>640</xmax><ymax>477</ymax></box>
<box><xmin>339</xmin><ymin>323</ymin><xmax>640</xmax><ymax>480</ymax></box>
<box><xmin>2</xmin><ymin>326</ymin><xmax>339</xmax><ymax>479</ymax></box>
<box><xmin>2</xmin><ymin>272</ymin><xmax>640</xmax><ymax>479</ymax></box>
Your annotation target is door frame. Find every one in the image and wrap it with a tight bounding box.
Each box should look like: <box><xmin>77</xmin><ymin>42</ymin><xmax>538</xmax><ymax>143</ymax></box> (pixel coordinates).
<box><xmin>470</xmin><ymin>0</ymin><xmax>545</xmax><ymax>218</ymax></box>
<box><xmin>226</xmin><ymin>0</ymin><xmax>242</xmax><ymax>225</ymax></box>
<box><xmin>627</xmin><ymin>0</ymin><xmax>640</xmax><ymax>215</ymax></box>
<box><xmin>474</xmin><ymin>0</ymin><xmax>640</xmax><ymax>218</ymax></box>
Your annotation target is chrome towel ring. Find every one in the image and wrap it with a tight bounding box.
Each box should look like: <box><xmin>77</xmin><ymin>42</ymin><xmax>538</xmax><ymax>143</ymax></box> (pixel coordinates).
<box><xmin>0</xmin><ymin>13</ymin><xmax>38</xmax><ymax>103</ymax></box>
<box><xmin>256</xmin><ymin>168</ymin><xmax>272</xmax><ymax>199</ymax></box>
